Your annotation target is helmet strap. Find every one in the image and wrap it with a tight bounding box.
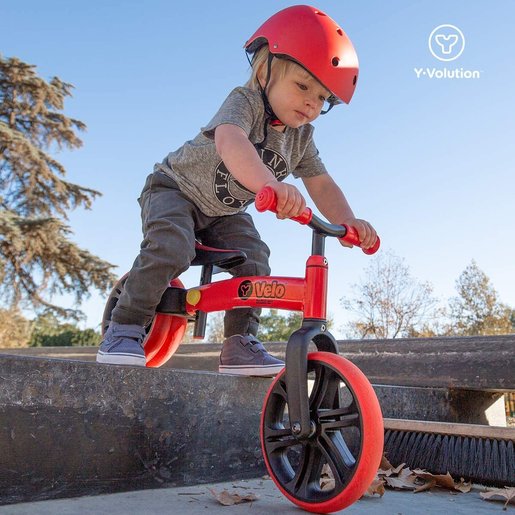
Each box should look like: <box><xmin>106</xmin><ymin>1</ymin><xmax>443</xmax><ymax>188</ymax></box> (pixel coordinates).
<box><xmin>246</xmin><ymin>51</ymin><xmax>284</xmax><ymax>129</ymax></box>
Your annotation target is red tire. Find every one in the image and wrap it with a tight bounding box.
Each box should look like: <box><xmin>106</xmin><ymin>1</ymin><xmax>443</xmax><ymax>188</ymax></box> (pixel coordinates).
<box><xmin>260</xmin><ymin>351</ymin><xmax>383</xmax><ymax>513</ymax></box>
<box><xmin>144</xmin><ymin>311</ymin><xmax>187</xmax><ymax>367</ymax></box>
<box><xmin>101</xmin><ymin>276</ymin><xmax>187</xmax><ymax>368</ymax></box>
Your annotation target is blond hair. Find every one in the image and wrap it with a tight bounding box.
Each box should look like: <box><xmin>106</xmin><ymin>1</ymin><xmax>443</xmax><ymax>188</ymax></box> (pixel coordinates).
<box><xmin>245</xmin><ymin>45</ymin><xmax>312</xmax><ymax>91</ymax></box>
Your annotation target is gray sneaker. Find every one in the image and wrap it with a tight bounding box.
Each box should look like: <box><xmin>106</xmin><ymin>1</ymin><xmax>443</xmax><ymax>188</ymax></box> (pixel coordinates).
<box><xmin>219</xmin><ymin>334</ymin><xmax>285</xmax><ymax>377</ymax></box>
<box><xmin>96</xmin><ymin>321</ymin><xmax>146</xmax><ymax>366</ymax></box>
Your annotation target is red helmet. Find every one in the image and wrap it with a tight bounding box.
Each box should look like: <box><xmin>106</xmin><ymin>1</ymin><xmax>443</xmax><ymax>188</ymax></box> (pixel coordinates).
<box><xmin>245</xmin><ymin>5</ymin><xmax>359</xmax><ymax>105</ymax></box>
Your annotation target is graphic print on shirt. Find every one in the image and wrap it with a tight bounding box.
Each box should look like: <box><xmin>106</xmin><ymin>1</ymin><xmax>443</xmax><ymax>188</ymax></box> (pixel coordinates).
<box><xmin>213</xmin><ymin>146</ymin><xmax>288</xmax><ymax>209</ymax></box>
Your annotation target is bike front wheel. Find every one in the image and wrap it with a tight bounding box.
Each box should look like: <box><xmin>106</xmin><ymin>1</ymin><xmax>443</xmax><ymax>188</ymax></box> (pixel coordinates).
<box><xmin>261</xmin><ymin>351</ymin><xmax>383</xmax><ymax>514</ymax></box>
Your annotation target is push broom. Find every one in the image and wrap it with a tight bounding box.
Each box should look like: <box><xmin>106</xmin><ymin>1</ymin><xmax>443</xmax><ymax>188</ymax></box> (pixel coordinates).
<box><xmin>383</xmin><ymin>418</ymin><xmax>515</xmax><ymax>487</ymax></box>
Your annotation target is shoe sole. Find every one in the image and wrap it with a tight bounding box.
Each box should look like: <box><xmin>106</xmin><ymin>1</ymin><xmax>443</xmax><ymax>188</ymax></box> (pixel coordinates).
<box><xmin>96</xmin><ymin>352</ymin><xmax>146</xmax><ymax>367</ymax></box>
<box><xmin>218</xmin><ymin>364</ymin><xmax>285</xmax><ymax>377</ymax></box>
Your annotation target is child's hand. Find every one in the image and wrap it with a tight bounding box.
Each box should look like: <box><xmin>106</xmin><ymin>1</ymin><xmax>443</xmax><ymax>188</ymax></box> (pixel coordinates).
<box><xmin>264</xmin><ymin>181</ymin><xmax>306</xmax><ymax>219</ymax></box>
<box><xmin>340</xmin><ymin>218</ymin><xmax>377</xmax><ymax>250</ymax></box>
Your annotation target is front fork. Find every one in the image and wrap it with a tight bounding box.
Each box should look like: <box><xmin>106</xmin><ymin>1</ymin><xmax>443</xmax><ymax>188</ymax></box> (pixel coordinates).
<box><xmin>285</xmin><ymin>252</ymin><xmax>339</xmax><ymax>439</ymax></box>
<box><xmin>285</xmin><ymin>320</ymin><xmax>339</xmax><ymax>440</ymax></box>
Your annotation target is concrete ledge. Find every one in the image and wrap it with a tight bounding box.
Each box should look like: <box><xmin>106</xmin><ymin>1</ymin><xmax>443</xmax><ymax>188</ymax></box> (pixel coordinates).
<box><xmin>4</xmin><ymin>334</ymin><xmax>514</xmax><ymax>391</ymax></box>
<box><xmin>0</xmin><ymin>339</ymin><xmax>509</xmax><ymax>504</ymax></box>
<box><xmin>0</xmin><ymin>355</ymin><xmax>270</xmax><ymax>505</ymax></box>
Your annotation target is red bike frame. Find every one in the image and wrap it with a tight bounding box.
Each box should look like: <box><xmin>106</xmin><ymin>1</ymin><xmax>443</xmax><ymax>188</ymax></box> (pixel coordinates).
<box><xmin>183</xmin><ymin>184</ymin><xmax>379</xmax><ymax>323</ymax></box>
<box><xmin>149</xmin><ymin>185</ymin><xmax>379</xmax><ymax>439</ymax></box>
<box><xmin>184</xmin><ymin>254</ymin><xmax>328</xmax><ymax>320</ymax></box>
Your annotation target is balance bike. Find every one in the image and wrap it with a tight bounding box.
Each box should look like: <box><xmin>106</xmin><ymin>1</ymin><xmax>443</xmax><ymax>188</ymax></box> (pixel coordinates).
<box><xmin>101</xmin><ymin>185</ymin><xmax>384</xmax><ymax>513</ymax></box>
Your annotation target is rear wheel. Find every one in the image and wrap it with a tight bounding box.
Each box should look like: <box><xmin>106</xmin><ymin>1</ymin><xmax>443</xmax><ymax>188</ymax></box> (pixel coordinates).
<box><xmin>260</xmin><ymin>351</ymin><xmax>383</xmax><ymax>514</ymax></box>
<box><xmin>101</xmin><ymin>275</ymin><xmax>187</xmax><ymax>368</ymax></box>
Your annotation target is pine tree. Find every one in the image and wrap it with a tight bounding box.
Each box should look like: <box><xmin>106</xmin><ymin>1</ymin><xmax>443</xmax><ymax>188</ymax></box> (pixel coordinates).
<box><xmin>0</xmin><ymin>55</ymin><xmax>115</xmax><ymax>318</ymax></box>
<box><xmin>449</xmin><ymin>260</ymin><xmax>512</xmax><ymax>335</ymax></box>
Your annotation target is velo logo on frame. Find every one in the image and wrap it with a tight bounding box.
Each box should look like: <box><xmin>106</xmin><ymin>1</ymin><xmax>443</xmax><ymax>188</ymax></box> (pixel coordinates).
<box><xmin>238</xmin><ymin>280</ymin><xmax>286</xmax><ymax>300</ymax></box>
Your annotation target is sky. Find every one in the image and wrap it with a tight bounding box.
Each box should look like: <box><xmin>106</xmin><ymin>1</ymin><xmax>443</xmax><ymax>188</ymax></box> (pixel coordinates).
<box><xmin>2</xmin><ymin>1</ymin><xmax>514</xmax><ymax>338</ymax></box>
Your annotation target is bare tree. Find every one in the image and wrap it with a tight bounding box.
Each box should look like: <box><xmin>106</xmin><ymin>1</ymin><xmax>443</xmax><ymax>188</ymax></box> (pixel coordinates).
<box><xmin>207</xmin><ymin>311</ymin><xmax>225</xmax><ymax>343</ymax></box>
<box><xmin>342</xmin><ymin>250</ymin><xmax>439</xmax><ymax>339</ymax></box>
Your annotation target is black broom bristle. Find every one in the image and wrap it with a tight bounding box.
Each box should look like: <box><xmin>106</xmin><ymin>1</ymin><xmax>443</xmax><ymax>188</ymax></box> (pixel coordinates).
<box><xmin>383</xmin><ymin>429</ymin><xmax>515</xmax><ymax>487</ymax></box>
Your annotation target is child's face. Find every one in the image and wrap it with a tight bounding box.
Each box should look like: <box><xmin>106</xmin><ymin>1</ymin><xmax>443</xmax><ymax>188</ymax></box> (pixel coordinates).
<box><xmin>262</xmin><ymin>64</ymin><xmax>331</xmax><ymax>129</ymax></box>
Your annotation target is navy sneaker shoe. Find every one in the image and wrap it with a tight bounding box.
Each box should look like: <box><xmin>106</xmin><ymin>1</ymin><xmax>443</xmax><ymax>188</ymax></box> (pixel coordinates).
<box><xmin>219</xmin><ymin>334</ymin><xmax>285</xmax><ymax>376</ymax></box>
<box><xmin>96</xmin><ymin>321</ymin><xmax>146</xmax><ymax>366</ymax></box>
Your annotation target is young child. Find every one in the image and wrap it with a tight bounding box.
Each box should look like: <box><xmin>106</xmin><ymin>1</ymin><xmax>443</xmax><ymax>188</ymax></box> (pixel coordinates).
<box><xmin>97</xmin><ymin>5</ymin><xmax>377</xmax><ymax>374</ymax></box>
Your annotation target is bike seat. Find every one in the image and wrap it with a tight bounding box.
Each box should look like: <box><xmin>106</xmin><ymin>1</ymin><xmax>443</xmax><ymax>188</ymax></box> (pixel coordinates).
<box><xmin>191</xmin><ymin>242</ymin><xmax>247</xmax><ymax>271</ymax></box>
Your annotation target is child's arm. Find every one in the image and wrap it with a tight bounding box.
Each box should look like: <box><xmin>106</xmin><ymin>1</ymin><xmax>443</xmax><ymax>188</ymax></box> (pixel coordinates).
<box><xmin>303</xmin><ymin>173</ymin><xmax>377</xmax><ymax>250</ymax></box>
<box><xmin>215</xmin><ymin>124</ymin><xmax>306</xmax><ymax>219</ymax></box>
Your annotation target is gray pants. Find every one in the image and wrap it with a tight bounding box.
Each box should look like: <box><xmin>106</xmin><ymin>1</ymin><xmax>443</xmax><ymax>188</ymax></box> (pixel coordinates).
<box><xmin>112</xmin><ymin>172</ymin><xmax>271</xmax><ymax>337</ymax></box>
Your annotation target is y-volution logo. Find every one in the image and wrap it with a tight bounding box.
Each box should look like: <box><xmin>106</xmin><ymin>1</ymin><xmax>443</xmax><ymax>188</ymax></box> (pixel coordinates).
<box><xmin>429</xmin><ymin>24</ymin><xmax>465</xmax><ymax>61</ymax></box>
<box><xmin>414</xmin><ymin>24</ymin><xmax>482</xmax><ymax>80</ymax></box>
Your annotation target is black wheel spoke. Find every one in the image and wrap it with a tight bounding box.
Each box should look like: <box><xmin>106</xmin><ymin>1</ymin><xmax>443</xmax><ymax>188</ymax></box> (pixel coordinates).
<box><xmin>286</xmin><ymin>443</ymin><xmax>323</xmax><ymax>499</ymax></box>
<box><xmin>309</xmin><ymin>362</ymin><xmax>328</xmax><ymax>410</ymax></box>
<box><xmin>318</xmin><ymin>404</ymin><xmax>358</xmax><ymax>420</ymax></box>
<box><xmin>265</xmin><ymin>427</ymin><xmax>298</xmax><ymax>453</ymax></box>
<box><xmin>321</xmin><ymin>413</ymin><xmax>360</xmax><ymax>429</ymax></box>
<box><xmin>319</xmin><ymin>430</ymin><xmax>356</xmax><ymax>487</ymax></box>
<box><xmin>274</xmin><ymin>379</ymin><xmax>288</xmax><ymax>403</ymax></box>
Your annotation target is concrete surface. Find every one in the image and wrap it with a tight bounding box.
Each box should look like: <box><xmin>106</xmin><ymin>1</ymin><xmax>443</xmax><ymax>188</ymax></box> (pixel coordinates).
<box><xmin>0</xmin><ymin>339</ymin><xmax>508</xmax><ymax>426</ymax></box>
<box><xmin>0</xmin><ymin>477</ymin><xmax>508</xmax><ymax>514</ymax></box>
<box><xmin>0</xmin><ymin>354</ymin><xmax>270</xmax><ymax>504</ymax></box>
<box><xmin>4</xmin><ymin>334</ymin><xmax>515</xmax><ymax>392</ymax></box>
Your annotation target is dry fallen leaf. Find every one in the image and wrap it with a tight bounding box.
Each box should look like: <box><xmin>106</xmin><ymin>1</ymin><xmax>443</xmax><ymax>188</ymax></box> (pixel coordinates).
<box><xmin>366</xmin><ymin>478</ymin><xmax>386</xmax><ymax>497</ymax></box>
<box><xmin>365</xmin><ymin>455</ymin><xmax>478</xmax><ymax>501</ymax></box>
<box><xmin>379</xmin><ymin>462</ymin><xmax>406</xmax><ymax>477</ymax></box>
<box><xmin>411</xmin><ymin>469</ymin><xmax>472</xmax><ymax>493</ymax></box>
<box><xmin>380</xmin><ymin>455</ymin><xmax>394</xmax><ymax>470</ymax></box>
<box><xmin>414</xmin><ymin>479</ymin><xmax>436</xmax><ymax>493</ymax></box>
<box><xmin>383</xmin><ymin>472</ymin><xmax>417</xmax><ymax>490</ymax></box>
<box><xmin>454</xmin><ymin>478</ymin><xmax>473</xmax><ymax>494</ymax></box>
<box><xmin>320</xmin><ymin>464</ymin><xmax>335</xmax><ymax>491</ymax></box>
<box><xmin>480</xmin><ymin>487</ymin><xmax>515</xmax><ymax>509</ymax></box>
<box><xmin>209</xmin><ymin>488</ymin><xmax>259</xmax><ymax>506</ymax></box>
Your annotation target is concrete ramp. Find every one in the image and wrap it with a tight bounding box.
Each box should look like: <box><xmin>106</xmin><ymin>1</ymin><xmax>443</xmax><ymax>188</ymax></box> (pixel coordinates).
<box><xmin>0</xmin><ymin>355</ymin><xmax>270</xmax><ymax>505</ymax></box>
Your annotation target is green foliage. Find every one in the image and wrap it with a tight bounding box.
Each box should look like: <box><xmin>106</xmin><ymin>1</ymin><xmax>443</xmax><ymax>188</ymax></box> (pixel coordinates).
<box><xmin>448</xmin><ymin>260</ymin><xmax>512</xmax><ymax>336</ymax></box>
<box><xmin>0</xmin><ymin>55</ymin><xmax>116</xmax><ymax>318</ymax></box>
<box><xmin>206</xmin><ymin>309</ymin><xmax>329</xmax><ymax>343</ymax></box>
<box><xmin>29</xmin><ymin>312</ymin><xmax>100</xmax><ymax>347</ymax></box>
<box><xmin>257</xmin><ymin>310</ymin><xmax>335</xmax><ymax>342</ymax></box>
<box><xmin>258</xmin><ymin>310</ymin><xmax>303</xmax><ymax>342</ymax></box>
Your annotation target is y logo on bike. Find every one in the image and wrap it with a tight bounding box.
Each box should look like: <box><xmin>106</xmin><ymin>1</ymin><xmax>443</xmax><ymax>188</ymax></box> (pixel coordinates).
<box><xmin>238</xmin><ymin>279</ymin><xmax>286</xmax><ymax>300</ymax></box>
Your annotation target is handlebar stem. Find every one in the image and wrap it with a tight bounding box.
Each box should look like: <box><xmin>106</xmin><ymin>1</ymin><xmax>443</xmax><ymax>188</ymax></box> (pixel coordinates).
<box><xmin>311</xmin><ymin>231</ymin><xmax>326</xmax><ymax>257</ymax></box>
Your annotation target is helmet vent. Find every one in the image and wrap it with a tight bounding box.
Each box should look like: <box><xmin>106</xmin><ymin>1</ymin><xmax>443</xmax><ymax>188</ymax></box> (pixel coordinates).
<box><xmin>331</xmin><ymin>57</ymin><xmax>340</xmax><ymax>67</ymax></box>
<box><xmin>353</xmin><ymin>75</ymin><xmax>357</xmax><ymax>85</ymax></box>
<box><xmin>314</xmin><ymin>10</ymin><xmax>327</xmax><ymax>16</ymax></box>
<box><xmin>336</xmin><ymin>28</ymin><xmax>343</xmax><ymax>36</ymax></box>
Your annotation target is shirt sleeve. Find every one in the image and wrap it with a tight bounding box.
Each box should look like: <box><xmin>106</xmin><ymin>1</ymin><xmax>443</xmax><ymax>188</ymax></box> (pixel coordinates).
<box><xmin>201</xmin><ymin>88</ymin><xmax>259</xmax><ymax>140</ymax></box>
<box><xmin>292</xmin><ymin>137</ymin><xmax>328</xmax><ymax>178</ymax></box>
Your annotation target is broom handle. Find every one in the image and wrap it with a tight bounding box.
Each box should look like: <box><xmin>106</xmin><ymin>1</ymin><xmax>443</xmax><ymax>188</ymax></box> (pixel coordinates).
<box><xmin>384</xmin><ymin>418</ymin><xmax>515</xmax><ymax>440</ymax></box>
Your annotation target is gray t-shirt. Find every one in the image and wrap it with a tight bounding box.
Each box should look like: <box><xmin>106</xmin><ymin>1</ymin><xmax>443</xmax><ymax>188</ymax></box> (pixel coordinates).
<box><xmin>154</xmin><ymin>86</ymin><xmax>328</xmax><ymax>217</ymax></box>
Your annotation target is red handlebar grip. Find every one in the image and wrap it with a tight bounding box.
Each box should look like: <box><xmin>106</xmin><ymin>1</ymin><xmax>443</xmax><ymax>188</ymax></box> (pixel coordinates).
<box><xmin>255</xmin><ymin>186</ymin><xmax>313</xmax><ymax>225</ymax></box>
<box><xmin>255</xmin><ymin>186</ymin><xmax>277</xmax><ymax>212</ymax></box>
<box><xmin>363</xmin><ymin>236</ymin><xmax>381</xmax><ymax>255</ymax></box>
<box><xmin>256</xmin><ymin>186</ymin><xmax>380</xmax><ymax>254</ymax></box>
<box><xmin>339</xmin><ymin>225</ymin><xmax>381</xmax><ymax>255</ymax></box>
